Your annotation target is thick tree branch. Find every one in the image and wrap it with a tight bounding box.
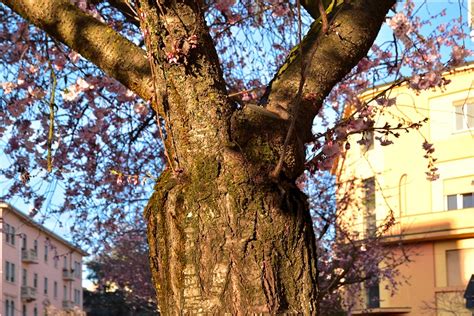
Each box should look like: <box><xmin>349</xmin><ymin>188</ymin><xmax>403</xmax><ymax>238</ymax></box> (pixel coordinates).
<box><xmin>1</xmin><ymin>0</ymin><xmax>153</xmax><ymax>101</ymax></box>
<box><xmin>264</xmin><ymin>0</ymin><xmax>395</xmax><ymax>144</ymax></box>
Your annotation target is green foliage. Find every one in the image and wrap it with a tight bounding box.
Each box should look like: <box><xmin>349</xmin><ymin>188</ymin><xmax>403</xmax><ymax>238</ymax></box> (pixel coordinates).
<box><xmin>83</xmin><ymin>289</ymin><xmax>158</xmax><ymax>316</ymax></box>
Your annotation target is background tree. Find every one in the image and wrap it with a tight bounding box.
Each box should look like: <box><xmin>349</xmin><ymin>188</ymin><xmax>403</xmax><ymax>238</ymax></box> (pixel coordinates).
<box><xmin>86</xmin><ymin>226</ymin><xmax>157</xmax><ymax>312</ymax></box>
<box><xmin>83</xmin><ymin>288</ymin><xmax>157</xmax><ymax>316</ymax></box>
<box><xmin>84</xmin><ymin>255</ymin><xmax>157</xmax><ymax>316</ymax></box>
<box><xmin>0</xmin><ymin>0</ymin><xmax>470</xmax><ymax>313</ymax></box>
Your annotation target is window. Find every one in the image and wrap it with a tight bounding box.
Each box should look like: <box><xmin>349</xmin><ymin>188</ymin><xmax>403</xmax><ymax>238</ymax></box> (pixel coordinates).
<box><xmin>5</xmin><ymin>223</ymin><xmax>10</xmax><ymax>243</ymax></box>
<box><xmin>22</xmin><ymin>305</ymin><xmax>26</xmax><ymax>316</ymax></box>
<box><xmin>22</xmin><ymin>269</ymin><xmax>27</xmax><ymax>286</ymax></box>
<box><xmin>63</xmin><ymin>285</ymin><xmax>67</xmax><ymax>300</ymax></box>
<box><xmin>447</xmin><ymin>194</ymin><xmax>457</xmax><ymax>210</ymax></box>
<box><xmin>54</xmin><ymin>281</ymin><xmax>58</xmax><ymax>298</ymax></box>
<box><xmin>74</xmin><ymin>289</ymin><xmax>81</xmax><ymax>305</ymax></box>
<box><xmin>33</xmin><ymin>307</ymin><xmax>37</xmax><ymax>316</ymax></box>
<box><xmin>447</xmin><ymin>192</ymin><xmax>474</xmax><ymax>210</ymax></box>
<box><xmin>74</xmin><ymin>261</ymin><xmax>81</xmax><ymax>278</ymax></box>
<box><xmin>463</xmin><ymin>193</ymin><xmax>474</xmax><ymax>208</ymax></box>
<box><xmin>44</xmin><ymin>277</ymin><xmax>48</xmax><ymax>295</ymax></box>
<box><xmin>11</xmin><ymin>226</ymin><xmax>15</xmax><ymax>246</ymax></box>
<box><xmin>11</xmin><ymin>263</ymin><xmax>15</xmax><ymax>283</ymax></box>
<box><xmin>363</xmin><ymin>177</ymin><xmax>376</xmax><ymax>237</ymax></box>
<box><xmin>454</xmin><ymin>103</ymin><xmax>474</xmax><ymax>131</ymax></box>
<box><xmin>4</xmin><ymin>224</ymin><xmax>15</xmax><ymax>246</ymax></box>
<box><xmin>5</xmin><ymin>261</ymin><xmax>15</xmax><ymax>283</ymax></box>
<box><xmin>54</xmin><ymin>251</ymin><xmax>58</xmax><ymax>268</ymax></box>
<box><xmin>33</xmin><ymin>240</ymin><xmax>38</xmax><ymax>255</ymax></box>
<box><xmin>5</xmin><ymin>261</ymin><xmax>10</xmax><ymax>281</ymax></box>
<box><xmin>63</xmin><ymin>256</ymin><xmax>67</xmax><ymax>269</ymax></box>
<box><xmin>33</xmin><ymin>273</ymin><xmax>38</xmax><ymax>288</ymax></box>
<box><xmin>44</xmin><ymin>245</ymin><xmax>48</xmax><ymax>263</ymax></box>
<box><xmin>446</xmin><ymin>248</ymin><xmax>474</xmax><ymax>286</ymax></box>
<box><xmin>366</xmin><ymin>280</ymin><xmax>380</xmax><ymax>308</ymax></box>
<box><xmin>4</xmin><ymin>298</ymin><xmax>15</xmax><ymax>316</ymax></box>
<box><xmin>22</xmin><ymin>235</ymin><xmax>27</xmax><ymax>250</ymax></box>
<box><xmin>5</xmin><ymin>299</ymin><xmax>9</xmax><ymax>316</ymax></box>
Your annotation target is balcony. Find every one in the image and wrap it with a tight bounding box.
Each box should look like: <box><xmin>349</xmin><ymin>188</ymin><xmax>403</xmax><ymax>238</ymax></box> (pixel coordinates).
<box><xmin>21</xmin><ymin>249</ymin><xmax>39</xmax><ymax>264</ymax></box>
<box><xmin>62</xmin><ymin>300</ymin><xmax>75</xmax><ymax>311</ymax></box>
<box><xmin>62</xmin><ymin>268</ymin><xmax>75</xmax><ymax>281</ymax></box>
<box><xmin>21</xmin><ymin>286</ymin><xmax>37</xmax><ymax>302</ymax></box>
<box><xmin>384</xmin><ymin>207</ymin><xmax>474</xmax><ymax>243</ymax></box>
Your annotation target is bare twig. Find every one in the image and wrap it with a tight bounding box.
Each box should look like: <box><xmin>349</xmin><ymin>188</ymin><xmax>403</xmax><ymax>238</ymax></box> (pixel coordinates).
<box><xmin>47</xmin><ymin>61</ymin><xmax>57</xmax><ymax>172</ymax></box>
<box><xmin>137</xmin><ymin>4</ymin><xmax>178</xmax><ymax>173</ymax></box>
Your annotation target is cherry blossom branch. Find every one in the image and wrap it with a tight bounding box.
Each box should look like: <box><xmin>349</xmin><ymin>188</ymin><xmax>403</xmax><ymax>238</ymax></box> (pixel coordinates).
<box><xmin>1</xmin><ymin>0</ymin><xmax>153</xmax><ymax>101</ymax></box>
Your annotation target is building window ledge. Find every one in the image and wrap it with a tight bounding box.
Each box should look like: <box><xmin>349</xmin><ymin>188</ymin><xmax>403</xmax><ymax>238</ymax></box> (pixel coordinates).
<box><xmin>434</xmin><ymin>286</ymin><xmax>466</xmax><ymax>293</ymax></box>
<box><xmin>451</xmin><ymin>128</ymin><xmax>474</xmax><ymax>135</ymax></box>
<box><xmin>351</xmin><ymin>307</ymin><xmax>412</xmax><ymax>315</ymax></box>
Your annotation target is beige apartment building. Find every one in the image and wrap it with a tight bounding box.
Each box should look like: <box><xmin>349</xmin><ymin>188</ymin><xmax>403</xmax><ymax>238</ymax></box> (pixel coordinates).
<box><xmin>336</xmin><ymin>64</ymin><xmax>474</xmax><ymax>315</ymax></box>
<box><xmin>1</xmin><ymin>202</ymin><xmax>87</xmax><ymax>316</ymax></box>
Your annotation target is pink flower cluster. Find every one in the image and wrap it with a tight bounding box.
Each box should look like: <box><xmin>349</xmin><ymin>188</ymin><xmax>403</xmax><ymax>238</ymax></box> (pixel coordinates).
<box><xmin>70</xmin><ymin>0</ymin><xmax>104</xmax><ymax>22</ymax></box>
<box><xmin>215</xmin><ymin>0</ymin><xmax>236</xmax><ymax>13</ymax></box>
<box><xmin>61</xmin><ymin>77</ymin><xmax>95</xmax><ymax>101</ymax></box>
<box><xmin>388</xmin><ymin>12</ymin><xmax>412</xmax><ymax>38</ymax></box>
<box><xmin>451</xmin><ymin>45</ymin><xmax>471</xmax><ymax>66</ymax></box>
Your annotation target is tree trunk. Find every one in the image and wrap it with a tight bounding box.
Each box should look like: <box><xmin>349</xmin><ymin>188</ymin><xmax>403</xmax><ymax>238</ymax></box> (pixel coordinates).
<box><xmin>139</xmin><ymin>2</ymin><xmax>320</xmax><ymax>312</ymax></box>
<box><xmin>144</xmin><ymin>95</ymin><xmax>320</xmax><ymax>313</ymax></box>
<box><xmin>134</xmin><ymin>0</ymin><xmax>395</xmax><ymax>314</ymax></box>
<box><xmin>144</xmin><ymin>88</ymin><xmax>319</xmax><ymax>312</ymax></box>
<box><xmin>145</xmin><ymin>163</ymin><xmax>319</xmax><ymax>314</ymax></box>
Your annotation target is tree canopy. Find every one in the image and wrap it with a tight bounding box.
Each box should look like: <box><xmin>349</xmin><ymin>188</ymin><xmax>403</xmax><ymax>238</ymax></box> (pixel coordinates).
<box><xmin>0</xmin><ymin>0</ymin><xmax>471</xmax><ymax>313</ymax></box>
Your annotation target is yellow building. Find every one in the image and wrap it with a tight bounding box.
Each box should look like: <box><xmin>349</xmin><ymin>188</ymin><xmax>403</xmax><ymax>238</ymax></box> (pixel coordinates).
<box><xmin>336</xmin><ymin>64</ymin><xmax>474</xmax><ymax>315</ymax></box>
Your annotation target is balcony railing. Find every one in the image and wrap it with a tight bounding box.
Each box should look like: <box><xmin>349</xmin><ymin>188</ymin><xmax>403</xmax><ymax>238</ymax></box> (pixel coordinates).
<box><xmin>21</xmin><ymin>286</ymin><xmax>37</xmax><ymax>302</ymax></box>
<box><xmin>62</xmin><ymin>268</ymin><xmax>75</xmax><ymax>281</ymax></box>
<box><xmin>62</xmin><ymin>300</ymin><xmax>75</xmax><ymax>311</ymax></box>
<box><xmin>21</xmin><ymin>249</ymin><xmax>39</xmax><ymax>264</ymax></box>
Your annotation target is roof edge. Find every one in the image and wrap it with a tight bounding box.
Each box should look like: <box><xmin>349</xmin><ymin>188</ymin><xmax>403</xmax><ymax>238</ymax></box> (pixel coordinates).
<box><xmin>0</xmin><ymin>202</ymin><xmax>88</xmax><ymax>256</ymax></box>
<box><xmin>358</xmin><ymin>61</ymin><xmax>474</xmax><ymax>100</ymax></box>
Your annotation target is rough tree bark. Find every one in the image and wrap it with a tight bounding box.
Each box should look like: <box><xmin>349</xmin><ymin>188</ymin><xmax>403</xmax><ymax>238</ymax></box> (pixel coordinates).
<box><xmin>2</xmin><ymin>0</ymin><xmax>395</xmax><ymax>313</ymax></box>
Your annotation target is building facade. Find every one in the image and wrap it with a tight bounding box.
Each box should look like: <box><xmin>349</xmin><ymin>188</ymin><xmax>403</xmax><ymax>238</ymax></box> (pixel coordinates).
<box><xmin>1</xmin><ymin>202</ymin><xmax>87</xmax><ymax>316</ymax></box>
<box><xmin>336</xmin><ymin>64</ymin><xmax>474</xmax><ymax>315</ymax></box>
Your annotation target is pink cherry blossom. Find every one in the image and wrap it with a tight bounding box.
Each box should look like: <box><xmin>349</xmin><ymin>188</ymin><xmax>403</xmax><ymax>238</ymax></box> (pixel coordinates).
<box><xmin>215</xmin><ymin>0</ymin><xmax>236</xmax><ymax>13</ymax></box>
<box><xmin>133</xmin><ymin>103</ymin><xmax>148</xmax><ymax>116</ymax></box>
<box><xmin>1</xmin><ymin>82</ymin><xmax>16</xmax><ymax>94</ymax></box>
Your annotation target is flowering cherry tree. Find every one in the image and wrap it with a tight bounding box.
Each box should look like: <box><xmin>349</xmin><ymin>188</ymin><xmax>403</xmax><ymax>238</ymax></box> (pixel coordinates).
<box><xmin>0</xmin><ymin>0</ymin><xmax>470</xmax><ymax>313</ymax></box>
<box><xmin>86</xmin><ymin>227</ymin><xmax>156</xmax><ymax>310</ymax></box>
